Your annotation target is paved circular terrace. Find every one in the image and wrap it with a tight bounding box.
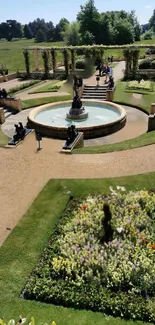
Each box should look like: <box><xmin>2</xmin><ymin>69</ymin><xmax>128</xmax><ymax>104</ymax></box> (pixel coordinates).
<box><xmin>0</xmin><ymin>61</ymin><xmax>152</xmax><ymax>245</ymax></box>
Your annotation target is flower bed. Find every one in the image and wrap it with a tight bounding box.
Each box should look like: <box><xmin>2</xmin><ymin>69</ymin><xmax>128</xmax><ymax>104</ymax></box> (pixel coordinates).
<box><xmin>126</xmin><ymin>80</ymin><xmax>154</xmax><ymax>92</ymax></box>
<box><xmin>23</xmin><ymin>188</ymin><xmax>155</xmax><ymax>322</ymax></box>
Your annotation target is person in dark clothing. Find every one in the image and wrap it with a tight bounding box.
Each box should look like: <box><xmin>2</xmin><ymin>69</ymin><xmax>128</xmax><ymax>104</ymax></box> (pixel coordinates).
<box><xmin>96</xmin><ymin>62</ymin><xmax>102</xmax><ymax>76</ymax></box>
<box><xmin>108</xmin><ymin>76</ymin><xmax>114</xmax><ymax>89</ymax></box>
<box><xmin>2</xmin><ymin>88</ymin><xmax>8</xmax><ymax>98</ymax></box>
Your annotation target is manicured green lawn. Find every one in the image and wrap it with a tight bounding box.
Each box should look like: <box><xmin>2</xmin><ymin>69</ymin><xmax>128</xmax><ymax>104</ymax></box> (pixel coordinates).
<box><xmin>75</xmin><ymin>81</ymin><xmax>155</xmax><ymax>154</ymax></box>
<box><xmin>0</xmin><ymin>37</ymin><xmax>154</xmax><ymax>74</ymax></box>
<box><xmin>22</xmin><ymin>95</ymin><xmax>72</xmax><ymax>109</ymax></box>
<box><xmin>114</xmin><ymin>81</ymin><xmax>155</xmax><ymax>114</ymax></box>
<box><xmin>75</xmin><ymin>131</ymin><xmax>155</xmax><ymax>154</ymax></box>
<box><xmin>1</xmin><ymin>177</ymin><xmax>155</xmax><ymax>325</ymax></box>
<box><xmin>0</xmin><ymin>126</ymin><xmax>10</xmax><ymax>147</ymax></box>
<box><xmin>0</xmin><ymin>39</ymin><xmax>65</xmax><ymax>73</ymax></box>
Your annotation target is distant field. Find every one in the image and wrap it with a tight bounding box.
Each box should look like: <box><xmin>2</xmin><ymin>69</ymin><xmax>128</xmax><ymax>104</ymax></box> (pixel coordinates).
<box><xmin>0</xmin><ymin>37</ymin><xmax>154</xmax><ymax>73</ymax></box>
<box><xmin>0</xmin><ymin>39</ymin><xmax>65</xmax><ymax>73</ymax></box>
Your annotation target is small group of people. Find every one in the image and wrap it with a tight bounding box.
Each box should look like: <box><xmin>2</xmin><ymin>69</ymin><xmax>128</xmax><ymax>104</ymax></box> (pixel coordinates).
<box><xmin>13</xmin><ymin>122</ymin><xmax>26</xmax><ymax>143</ymax></box>
<box><xmin>0</xmin><ymin>88</ymin><xmax>8</xmax><ymax>98</ymax></box>
<box><xmin>96</xmin><ymin>62</ymin><xmax>112</xmax><ymax>83</ymax></box>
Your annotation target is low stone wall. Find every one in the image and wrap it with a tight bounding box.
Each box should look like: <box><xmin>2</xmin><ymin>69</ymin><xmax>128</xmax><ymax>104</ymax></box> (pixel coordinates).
<box><xmin>0</xmin><ymin>73</ymin><xmax>17</xmax><ymax>83</ymax></box>
<box><xmin>137</xmin><ymin>69</ymin><xmax>155</xmax><ymax>76</ymax></box>
<box><xmin>0</xmin><ymin>108</ymin><xmax>5</xmax><ymax>124</ymax></box>
<box><xmin>106</xmin><ymin>89</ymin><xmax>114</xmax><ymax>101</ymax></box>
<box><xmin>0</xmin><ymin>97</ymin><xmax>22</xmax><ymax>112</ymax></box>
<box><xmin>28</xmin><ymin>100</ymin><xmax>126</xmax><ymax>140</ymax></box>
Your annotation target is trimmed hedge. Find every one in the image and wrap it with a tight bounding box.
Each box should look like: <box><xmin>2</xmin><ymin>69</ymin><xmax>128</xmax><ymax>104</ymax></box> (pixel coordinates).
<box><xmin>139</xmin><ymin>58</ymin><xmax>154</xmax><ymax>69</ymax></box>
<box><xmin>76</xmin><ymin>59</ymin><xmax>85</xmax><ymax>69</ymax></box>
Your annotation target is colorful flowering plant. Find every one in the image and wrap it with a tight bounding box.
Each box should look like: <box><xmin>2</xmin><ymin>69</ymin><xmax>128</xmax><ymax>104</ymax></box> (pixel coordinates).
<box><xmin>24</xmin><ymin>188</ymin><xmax>155</xmax><ymax>322</ymax></box>
<box><xmin>126</xmin><ymin>80</ymin><xmax>154</xmax><ymax>91</ymax></box>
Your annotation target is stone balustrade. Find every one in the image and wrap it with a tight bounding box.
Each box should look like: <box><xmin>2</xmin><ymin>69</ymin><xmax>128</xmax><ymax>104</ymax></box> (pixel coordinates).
<box><xmin>148</xmin><ymin>104</ymin><xmax>155</xmax><ymax>132</ymax></box>
<box><xmin>106</xmin><ymin>89</ymin><xmax>114</xmax><ymax>101</ymax></box>
<box><xmin>0</xmin><ymin>97</ymin><xmax>22</xmax><ymax>112</ymax></box>
<box><xmin>0</xmin><ymin>73</ymin><xmax>18</xmax><ymax>83</ymax></box>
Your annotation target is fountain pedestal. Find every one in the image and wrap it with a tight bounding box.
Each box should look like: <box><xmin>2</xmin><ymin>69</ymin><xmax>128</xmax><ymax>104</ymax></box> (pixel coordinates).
<box><xmin>66</xmin><ymin>94</ymin><xmax>88</xmax><ymax>120</ymax></box>
<box><xmin>66</xmin><ymin>108</ymin><xmax>88</xmax><ymax>120</ymax></box>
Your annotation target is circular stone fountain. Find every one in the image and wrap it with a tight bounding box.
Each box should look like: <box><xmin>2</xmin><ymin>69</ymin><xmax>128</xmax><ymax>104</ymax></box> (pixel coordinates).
<box><xmin>28</xmin><ymin>100</ymin><xmax>126</xmax><ymax>139</ymax></box>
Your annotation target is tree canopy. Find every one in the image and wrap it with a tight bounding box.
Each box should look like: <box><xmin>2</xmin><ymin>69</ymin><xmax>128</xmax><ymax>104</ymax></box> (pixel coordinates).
<box><xmin>0</xmin><ymin>0</ymin><xmax>154</xmax><ymax>45</ymax></box>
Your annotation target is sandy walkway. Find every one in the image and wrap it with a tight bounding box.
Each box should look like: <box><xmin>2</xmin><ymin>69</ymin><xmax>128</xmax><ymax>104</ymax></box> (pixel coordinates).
<box><xmin>0</xmin><ymin>132</ymin><xmax>155</xmax><ymax>245</ymax></box>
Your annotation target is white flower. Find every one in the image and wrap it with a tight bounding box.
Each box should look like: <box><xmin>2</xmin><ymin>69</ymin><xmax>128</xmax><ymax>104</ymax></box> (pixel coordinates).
<box><xmin>109</xmin><ymin>186</ymin><xmax>117</xmax><ymax>195</ymax></box>
<box><xmin>117</xmin><ymin>226</ymin><xmax>123</xmax><ymax>233</ymax></box>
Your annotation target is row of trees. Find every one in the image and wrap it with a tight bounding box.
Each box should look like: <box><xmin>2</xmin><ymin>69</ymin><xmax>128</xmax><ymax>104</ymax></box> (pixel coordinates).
<box><xmin>0</xmin><ymin>0</ymin><xmax>155</xmax><ymax>44</ymax></box>
<box><xmin>0</xmin><ymin>18</ymin><xmax>69</xmax><ymax>42</ymax></box>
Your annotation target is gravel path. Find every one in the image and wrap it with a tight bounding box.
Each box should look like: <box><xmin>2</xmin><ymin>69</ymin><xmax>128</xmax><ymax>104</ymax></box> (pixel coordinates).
<box><xmin>0</xmin><ymin>133</ymin><xmax>155</xmax><ymax>246</ymax></box>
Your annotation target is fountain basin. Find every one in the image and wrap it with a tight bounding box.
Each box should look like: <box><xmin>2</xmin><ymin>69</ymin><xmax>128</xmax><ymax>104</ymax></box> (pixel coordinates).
<box><xmin>28</xmin><ymin>100</ymin><xmax>126</xmax><ymax>139</ymax></box>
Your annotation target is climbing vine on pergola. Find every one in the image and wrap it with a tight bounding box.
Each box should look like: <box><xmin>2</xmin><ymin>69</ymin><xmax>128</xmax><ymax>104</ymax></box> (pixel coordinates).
<box><xmin>22</xmin><ymin>44</ymin><xmax>155</xmax><ymax>78</ymax></box>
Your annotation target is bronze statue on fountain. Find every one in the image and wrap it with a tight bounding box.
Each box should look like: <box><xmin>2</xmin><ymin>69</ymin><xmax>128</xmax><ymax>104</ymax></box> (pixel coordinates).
<box><xmin>66</xmin><ymin>76</ymin><xmax>88</xmax><ymax>120</ymax></box>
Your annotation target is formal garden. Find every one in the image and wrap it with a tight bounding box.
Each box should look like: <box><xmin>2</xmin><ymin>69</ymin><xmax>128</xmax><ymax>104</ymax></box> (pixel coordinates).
<box><xmin>0</xmin><ymin>3</ymin><xmax>155</xmax><ymax>324</ymax></box>
<box><xmin>1</xmin><ymin>177</ymin><xmax>155</xmax><ymax>325</ymax></box>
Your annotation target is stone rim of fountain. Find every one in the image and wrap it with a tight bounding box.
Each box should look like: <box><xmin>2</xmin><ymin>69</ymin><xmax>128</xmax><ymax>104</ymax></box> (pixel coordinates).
<box><xmin>28</xmin><ymin>99</ymin><xmax>126</xmax><ymax>139</ymax></box>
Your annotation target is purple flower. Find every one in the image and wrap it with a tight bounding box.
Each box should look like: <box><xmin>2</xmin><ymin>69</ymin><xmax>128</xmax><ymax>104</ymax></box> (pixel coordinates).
<box><xmin>80</xmin><ymin>257</ymin><xmax>84</xmax><ymax>263</ymax></box>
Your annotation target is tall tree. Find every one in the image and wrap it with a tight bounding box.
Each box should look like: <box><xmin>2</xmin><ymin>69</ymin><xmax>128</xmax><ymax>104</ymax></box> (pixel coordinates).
<box><xmin>149</xmin><ymin>9</ymin><xmax>155</xmax><ymax>33</ymax></box>
<box><xmin>0</xmin><ymin>20</ymin><xmax>22</xmax><ymax>41</ymax></box>
<box><xmin>100</xmin><ymin>13</ymin><xmax>115</xmax><ymax>45</ymax></box>
<box><xmin>114</xmin><ymin>19</ymin><xmax>135</xmax><ymax>44</ymax></box>
<box><xmin>77</xmin><ymin>0</ymin><xmax>101</xmax><ymax>44</ymax></box>
<box><xmin>62</xmin><ymin>22</ymin><xmax>81</xmax><ymax>45</ymax></box>
<box><xmin>24</xmin><ymin>24</ymin><xmax>33</xmax><ymax>39</ymax></box>
<box><xmin>46</xmin><ymin>21</ymin><xmax>55</xmax><ymax>41</ymax></box>
<box><xmin>54</xmin><ymin>18</ymin><xmax>69</xmax><ymax>41</ymax></box>
<box><xmin>35</xmin><ymin>28</ymin><xmax>47</xmax><ymax>42</ymax></box>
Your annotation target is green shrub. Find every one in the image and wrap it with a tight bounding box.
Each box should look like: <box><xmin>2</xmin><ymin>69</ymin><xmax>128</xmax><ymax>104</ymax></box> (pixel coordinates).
<box><xmin>8</xmin><ymin>80</ymin><xmax>41</xmax><ymax>95</ymax></box>
<box><xmin>150</xmin><ymin>60</ymin><xmax>155</xmax><ymax>69</ymax></box>
<box><xmin>76</xmin><ymin>59</ymin><xmax>85</xmax><ymax>69</ymax></box>
<box><xmin>139</xmin><ymin>58</ymin><xmax>153</xmax><ymax>69</ymax></box>
<box><xmin>142</xmin><ymin>30</ymin><xmax>153</xmax><ymax>40</ymax></box>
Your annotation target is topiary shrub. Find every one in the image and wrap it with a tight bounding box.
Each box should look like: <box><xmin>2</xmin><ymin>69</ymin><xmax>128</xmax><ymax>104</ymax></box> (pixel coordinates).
<box><xmin>76</xmin><ymin>59</ymin><xmax>85</xmax><ymax>69</ymax></box>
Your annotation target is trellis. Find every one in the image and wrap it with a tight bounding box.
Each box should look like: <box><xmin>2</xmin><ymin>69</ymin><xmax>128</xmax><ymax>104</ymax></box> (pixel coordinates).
<box><xmin>22</xmin><ymin>44</ymin><xmax>155</xmax><ymax>78</ymax></box>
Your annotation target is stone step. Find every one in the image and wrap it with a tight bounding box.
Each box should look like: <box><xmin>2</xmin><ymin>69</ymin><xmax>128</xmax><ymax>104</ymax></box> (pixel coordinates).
<box><xmin>82</xmin><ymin>95</ymin><xmax>106</xmax><ymax>100</ymax></box>
<box><xmin>82</xmin><ymin>93</ymin><xmax>106</xmax><ymax>97</ymax></box>
<box><xmin>83</xmin><ymin>90</ymin><xmax>106</xmax><ymax>94</ymax></box>
<box><xmin>84</xmin><ymin>86</ymin><xmax>108</xmax><ymax>90</ymax></box>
